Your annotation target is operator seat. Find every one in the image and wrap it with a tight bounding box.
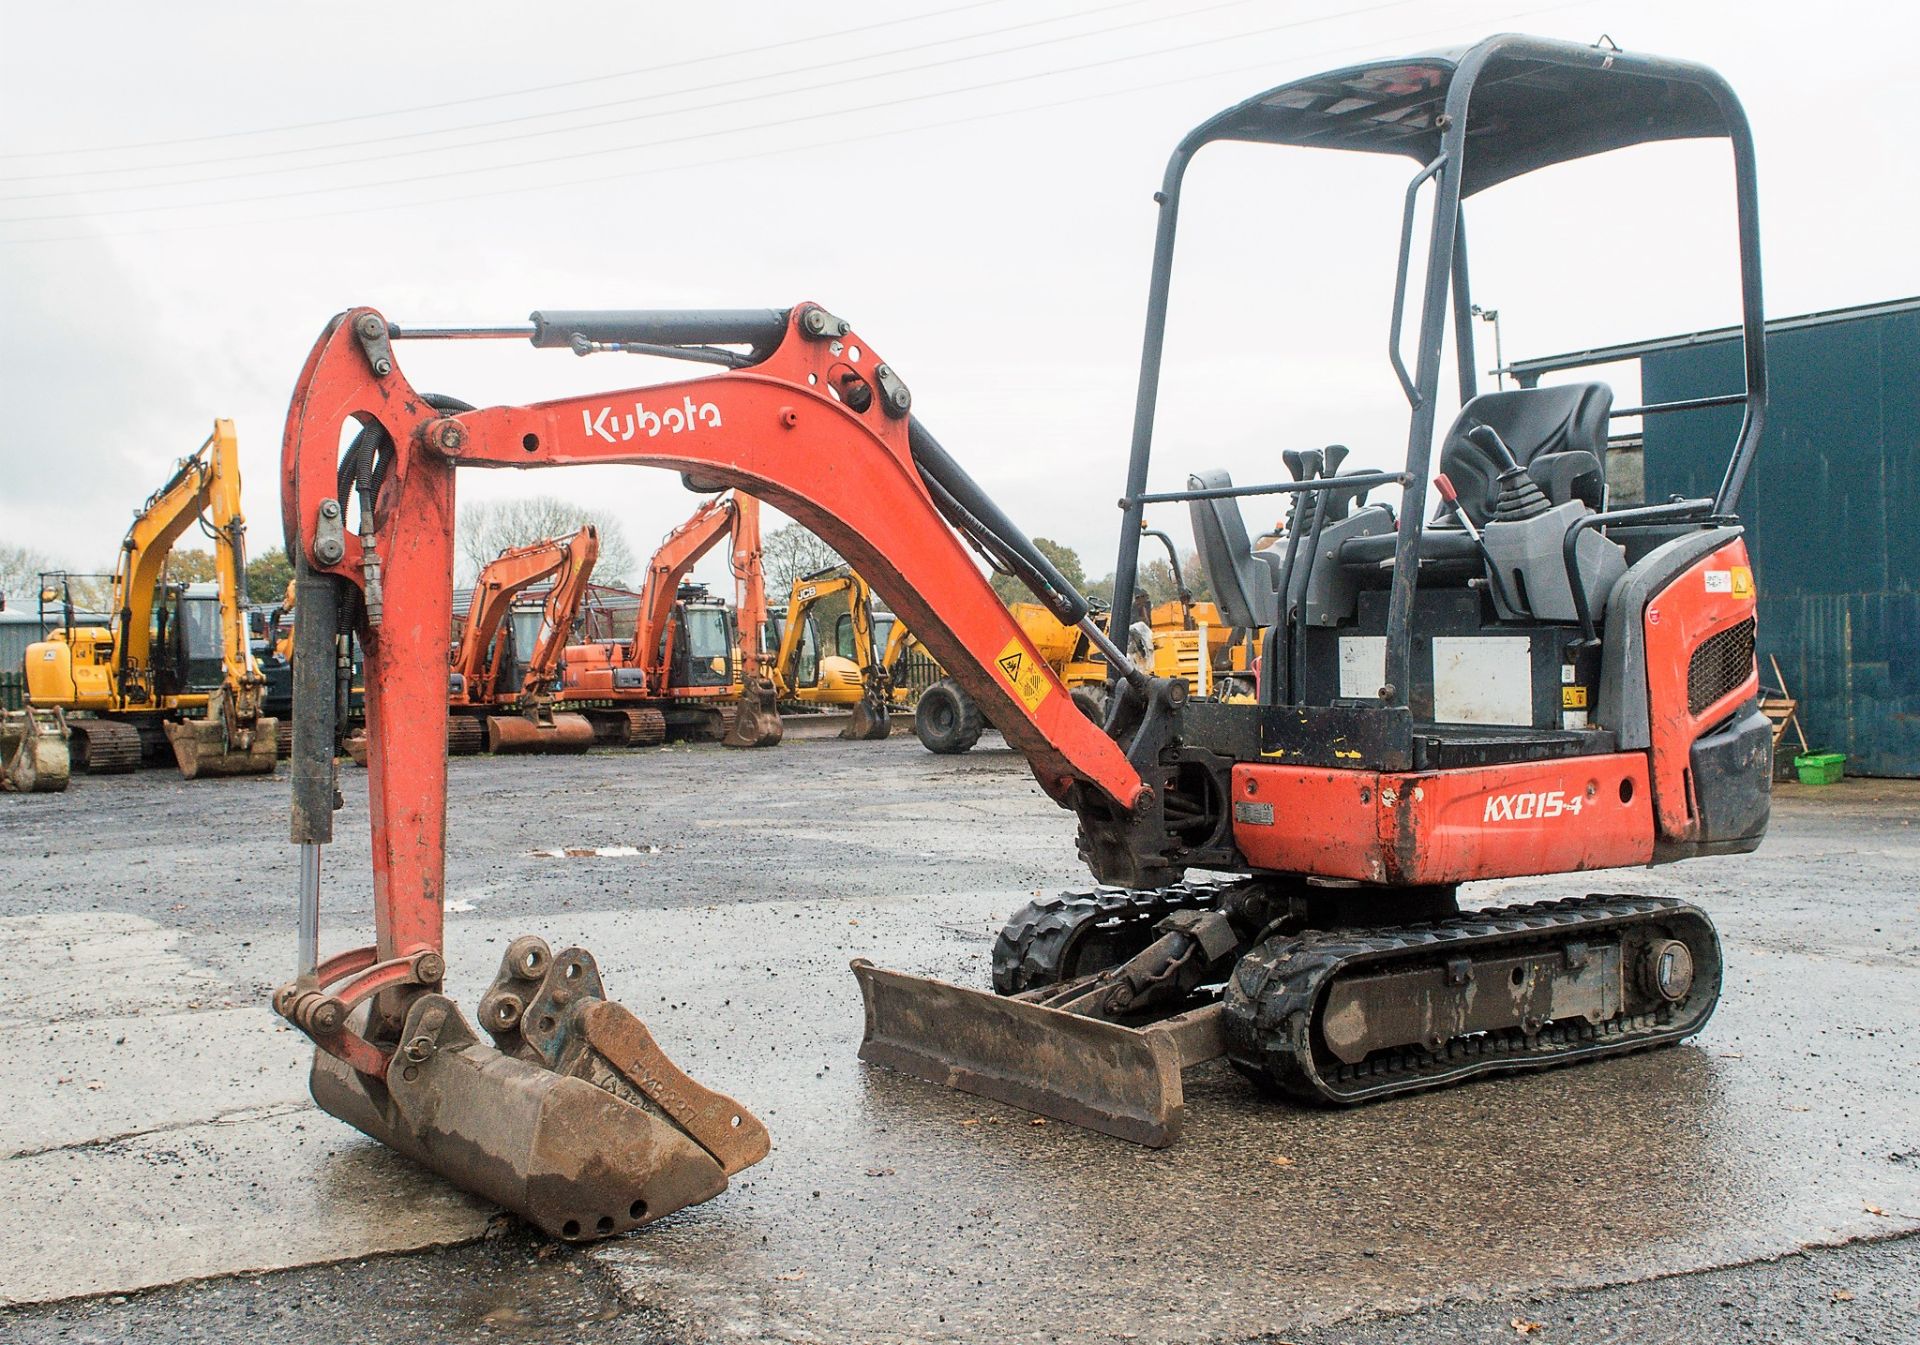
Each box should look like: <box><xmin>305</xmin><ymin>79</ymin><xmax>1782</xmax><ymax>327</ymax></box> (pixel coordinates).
<box><xmin>1435</xmin><ymin>383</ymin><xmax>1611</xmax><ymax>525</ymax></box>
<box><xmin>1187</xmin><ymin>470</ymin><xmax>1281</xmax><ymax>629</ymax></box>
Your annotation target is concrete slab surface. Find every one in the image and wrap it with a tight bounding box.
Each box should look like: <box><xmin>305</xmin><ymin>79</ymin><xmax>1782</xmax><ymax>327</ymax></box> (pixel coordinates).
<box><xmin>0</xmin><ymin>741</ymin><xmax>1915</xmax><ymax>1342</ymax></box>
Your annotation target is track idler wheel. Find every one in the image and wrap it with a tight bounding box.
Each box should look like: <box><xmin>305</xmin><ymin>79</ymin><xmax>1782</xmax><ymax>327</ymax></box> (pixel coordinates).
<box><xmin>993</xmin><ymin>892</ymin><xmax>1171</xmax><ymax>995</ymax></box>
<box><xmin>308</xmin><ymin>937</ymin><xmax>770</xmax><ymax>1241</ymax></box>
<box><xmin>484</xmin><ymin>712</ymin><xmax>594</xmax><ymax>755</ymax></box>
<box><xmin>723</xmin><ymin>676</ymin><xmax>784</xmax><ymax>748</ymax></box>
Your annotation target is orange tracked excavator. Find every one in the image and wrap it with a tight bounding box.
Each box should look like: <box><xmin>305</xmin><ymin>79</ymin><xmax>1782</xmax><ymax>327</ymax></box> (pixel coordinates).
<box><xmin>277</xmin><ymin>35</ymin><xmax>1771</xmax><ymax>1237</ymax></box>
<box><xmin>447</xmin><ymin>526</ymin><xmax>600</xmax><ymax>754</ymax></box>
<box><xmin>558</xmin><ymin>489</ymin><xmax>782</xmax><ymax>748</ymax></box>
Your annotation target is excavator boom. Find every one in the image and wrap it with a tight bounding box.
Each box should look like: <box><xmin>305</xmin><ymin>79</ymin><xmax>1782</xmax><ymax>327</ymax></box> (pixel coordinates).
<box><xmin>277</xmin><ymin>302</ymin><xmax>1148</xmax><ymax>1237</ymax></box>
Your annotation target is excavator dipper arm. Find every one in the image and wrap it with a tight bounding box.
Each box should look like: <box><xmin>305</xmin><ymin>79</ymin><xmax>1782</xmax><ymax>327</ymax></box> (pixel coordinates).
<box><xmin>629</xmin><ymin>494</ymin><xmax>736</xmax><ymax>680</ymax></box>
<box><xmin>275</xmin><ymin>303</ymin><xmax>1149</xmax><ymax>1238</ymax></box>
<box><xmin>453</xmin><ymin>533</ymin><xmax>588</xmax><ymax>704</ymax></box>
<box><xmin>517</xmin><ymin>527</ymin><xmax>599</xmax><ymax>699</ymax></box>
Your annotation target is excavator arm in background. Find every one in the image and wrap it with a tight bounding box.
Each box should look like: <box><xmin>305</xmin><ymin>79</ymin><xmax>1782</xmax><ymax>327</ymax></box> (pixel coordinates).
<box><xmin>722</xmin><ymin>492</ymin><xmax>783</xmax><ymax>746</ymax></box>
<box><xmin>768</xmin><ymin>566</ymin><xmax>893</xmax><ymax>739</ymax></box>
<box><xmin>26</xmin><ymin>419</ymin><xmax>278</xmax><ymax>778</ymax></box>
<box><xmin>446</xmin><ymin>527</ymin><xmax>599</xmax><ymax>755</ymax></box>
<box><xmin>514</xmin><ymin>527</ymin><xmax>600</xmax><ymax>702</ymax></box>
<box><xmin>561</xmin><ymin>489</ymin><xmax>782</xmax><ymax>747</ymax></box>
<box><xmin>625</xmin><ymin>495</ymin><xmax>735</xmax><ymax>677</ymax></box>
<box><xmin>276</xmin><ymin>303</ymin><xmax>1162</xmax><ymax>1241</ymax></box>
<box><xmin>453</xmin><ymin>533</ymin><xmax>587</xmax><ymax>706</ymax></box>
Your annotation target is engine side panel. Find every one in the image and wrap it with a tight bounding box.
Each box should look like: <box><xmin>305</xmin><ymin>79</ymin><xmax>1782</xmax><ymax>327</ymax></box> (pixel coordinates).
<box><xmin>1231</xmin><ymin>753</ymin><xmax>1654</xmax><ymax>885</ymax></box>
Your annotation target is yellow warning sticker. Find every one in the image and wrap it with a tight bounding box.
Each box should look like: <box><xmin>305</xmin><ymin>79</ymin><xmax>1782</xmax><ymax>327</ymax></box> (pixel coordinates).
<box><xmin>1562</xmin><ymin>685</ymin><xmax>1590</xmax><ymax>710</ymax></box>
<box><xmin>994</xmin><ymin>637</ymin><xmax>1054</xmax><ymax>713</ymax></box>
<box><xmin>1731</xmin><ymin>565</ymin><xmax>1754</xmax><ymax>598</ymax></box>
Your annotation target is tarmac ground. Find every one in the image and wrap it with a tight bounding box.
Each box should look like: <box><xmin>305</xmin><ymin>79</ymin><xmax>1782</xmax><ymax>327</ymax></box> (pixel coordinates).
<box><xmin>2</xmin><ymin>734</ymin><xmax>1915</xmax><ymax>1343</ymax></box>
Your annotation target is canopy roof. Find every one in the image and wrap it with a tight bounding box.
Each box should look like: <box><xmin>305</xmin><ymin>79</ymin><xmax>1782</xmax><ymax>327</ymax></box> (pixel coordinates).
<box><xmin>1188</xmin><ymin>35</ymin><xmax>1738</xmax><ymax>195</ymax></box>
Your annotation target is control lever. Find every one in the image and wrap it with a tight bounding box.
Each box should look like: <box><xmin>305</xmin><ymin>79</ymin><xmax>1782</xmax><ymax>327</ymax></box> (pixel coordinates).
<box><xmin>1435</xmin><ymin>473</ymin><xmax>1522</xmax><ymax>615</ymax></box>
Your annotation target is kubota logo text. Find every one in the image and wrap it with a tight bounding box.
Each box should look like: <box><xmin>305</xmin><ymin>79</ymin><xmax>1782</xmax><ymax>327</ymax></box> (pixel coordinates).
<box><xmin>582</xmin><ymin>397</ymin><xmax>722</xmax><ymax>443</ymax></box>
<box><xmin>1484</xmin><ymin>789</ymin><xmax>1586</xmax><ymax>822</ymax></box>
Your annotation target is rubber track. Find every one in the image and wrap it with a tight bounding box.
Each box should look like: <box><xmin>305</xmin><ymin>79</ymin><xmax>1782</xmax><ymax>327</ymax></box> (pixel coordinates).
<box><xmin>75</xmin><ymin>720</ymin><xmax>142</xmax><ymax>773</ymax></box>
<box><xmin>622</xmin><ymin>707</ymin><xmax>667</xmax><ymax>746</ymax></box>
<box><xmin>992</xmin><ymin>882</ymin><xmax>1223</xmax><ymax>995</ymax></box>
<box><xmin>1222</xmin><ymin>894</ymin><xmax>1721</xmax><ymax>1105</ymax></box>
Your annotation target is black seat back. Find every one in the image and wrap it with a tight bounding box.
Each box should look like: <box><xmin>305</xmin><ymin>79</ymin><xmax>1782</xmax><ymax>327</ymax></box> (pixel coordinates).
<box><xmin>1436</xmin><ymin>383</ymin><xmax>1612</xmax><ymax>525</ymax></box>
<box><xmin>1187</xmin><ymin>470</ymin><xmax>1279</xmax><ymax>629</ymax></box>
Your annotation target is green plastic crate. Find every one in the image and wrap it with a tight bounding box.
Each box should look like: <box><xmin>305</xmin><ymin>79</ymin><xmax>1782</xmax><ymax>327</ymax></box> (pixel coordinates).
<box><xmin>1794</xmin><ymin>752</ymin><xmax>1847</xmax><ymax>785</ymax></box>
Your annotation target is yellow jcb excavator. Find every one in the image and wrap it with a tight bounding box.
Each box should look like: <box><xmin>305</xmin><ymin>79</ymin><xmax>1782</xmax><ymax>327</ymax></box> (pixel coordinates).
<box><xmin>26</xmin><ymin>420</ymin><xmax>278</xmax><ymax>777</ymax></box>
<box><xmin>768</xmin><ymin>565</ymin><xmax>893</xmax><ymax>739</ymax></box>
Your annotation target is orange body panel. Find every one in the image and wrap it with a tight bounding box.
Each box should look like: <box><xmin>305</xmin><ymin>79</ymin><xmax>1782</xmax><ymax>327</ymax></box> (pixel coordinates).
<box><xmin>1642</xmin><ymin>539</ymin><xmax>1760</xmax><ymax>842</ymax></box>
<box><xmin>1231</xmin><ymin>754</ymin><xmax>1655</xmax><ymax>885</ymax></box>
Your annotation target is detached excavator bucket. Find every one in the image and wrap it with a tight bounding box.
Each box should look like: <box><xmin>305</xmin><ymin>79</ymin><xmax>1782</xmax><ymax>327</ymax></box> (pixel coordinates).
<box><xmin>1</xmin><ymin>708</ymin><xmax>70</xmax><ymax>793</ymax></box>
<box><xmin>164</xmin><ymin>694</ymin><xmax>279</xmax><ymax>779</ymax></box>
<box><xmin>723</xmin><ymin>675</ymin><xmax>784</xmax><ymax>748</ymax></box>
<box><xmin>486</xmin><ymin>711</ymin><xmax>595</xmax><ymax>754</ymax></box>
<box><xmin>851</xmin><ymin>960</ymin><xmax>1225</xmax><ymax>1147</ymax></box>
<box><xmin>311</xmin><ymin>939</ymin><xmax>769</xmax><ymax>1240</ymax></box>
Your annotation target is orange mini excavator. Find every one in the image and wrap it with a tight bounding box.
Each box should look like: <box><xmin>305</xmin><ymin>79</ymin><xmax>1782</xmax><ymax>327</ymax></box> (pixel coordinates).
<box><xmin>558</xmin><ymin>489</ymin><xmax>782</xmax><ymax>748</ymax></box>
<box><xmin>277</xmin><ymin>35</ymin><xmax>1771</xmax><ymax>1237</ymax></box>
<box><xmin>447</xmin><ymin>526</ymin><xmax>599</xmax><ymax>754</ymax></box>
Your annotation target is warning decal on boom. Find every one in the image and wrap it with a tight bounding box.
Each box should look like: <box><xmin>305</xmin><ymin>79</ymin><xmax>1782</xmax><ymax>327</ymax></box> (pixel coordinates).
<box><xmin>994</xmin><ymin>638</ymin><xmax>1053</xmax><ymax>713</ymax></box>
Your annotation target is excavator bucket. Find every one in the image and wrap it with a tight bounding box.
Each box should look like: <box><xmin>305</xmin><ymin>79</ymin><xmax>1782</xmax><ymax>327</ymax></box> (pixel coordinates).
<box><xmin>841</xmin><ymin>684</ymin><xmax>893</xmax><ymax>740</ymax></box>
<box><xmin>851</xmin><ymin>960</ymin><xmax>1224</xmax><ymax>1147</ymax></box>
<box><xmin>723</xmin><ymin>675</ymin><xmax>784</xmax><ymax>748</ymax></box>
<box><xmin>485</xmin><ymin>711</ymin><xmax>595</xmax><ymax>754</ymax></box>
<box><xmin>310</xmin><ymin>938</ymin><xmax>769</xmax><ymax>1240</ymax></box>
<box><xmin>1</xmin><ymin>708</ymin><xmax>70</xmax><ymax>793</ymax></box>
<box><xmin>163</xmin><ymin>691</ymin><xmax>279</xmax><ymax>779</ymax></box>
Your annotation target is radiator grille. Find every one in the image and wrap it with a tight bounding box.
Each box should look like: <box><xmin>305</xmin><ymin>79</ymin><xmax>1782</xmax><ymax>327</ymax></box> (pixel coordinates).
<box><xmin>1687</xmin><ymin>616</ymin><xmax>1756</xmax><ymax>716</ymax></box>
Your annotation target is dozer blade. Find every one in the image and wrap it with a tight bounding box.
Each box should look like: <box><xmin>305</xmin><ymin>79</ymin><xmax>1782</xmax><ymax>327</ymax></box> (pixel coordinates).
<box><xmin>852</xmin><ymin>959</ymin><xmax>1224</xmax><ymax>1147</ymax></box>
<box><xmin>723</xmin><ymin>676</ymin><xmax>784</xmax><ymax>748</ymax></box>
<box><xmin>164</xmin><ymin>715</ymin><xmax>280</xmax><ymax>779</ymax></box>
<box><xmin>1</xmin><ymin>708</ymin><xmax>70</xmax><ymax>793</ymax></box>
<box><xmin>486</xmin><ymin>711</ymin><xmax>595</xmax><ymax>754</ymax></box>
<box><xmin>312</xmin><ymin>938</ymin><xmax>769</xmax><ymax>1241</ymax></box>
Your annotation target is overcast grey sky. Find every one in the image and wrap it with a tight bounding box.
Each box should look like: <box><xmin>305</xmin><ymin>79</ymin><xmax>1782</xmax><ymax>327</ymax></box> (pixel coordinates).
<box><xmin>3</xmin><ymin>1</ymin><xmax>1914</xmax><ymax>595</ymax></box>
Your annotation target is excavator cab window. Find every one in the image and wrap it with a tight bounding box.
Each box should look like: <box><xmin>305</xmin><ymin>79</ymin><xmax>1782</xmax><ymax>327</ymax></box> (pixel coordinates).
<box><xmin>832</xmin><ymin>613</ymin><xmax>857</xmax><ymax>662</ymax></box>
<box><xmin>177</xmin><ymin>592</ymin><xmax>225</xmax><ymax>692</ymax></box>
<box><xmin>675</xmin><ymin>604</ymin><xmax>735</xmax><ymax>688</ymax></box>
<box><xmin>794</xmin><ymin>617</ymin><xmax>821</xmax><ymax>688</ymax></box>
<box><xmin>506</xmin><ymin>605</ymin><xmax>545</xmax><ymax>692</ymax></box>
